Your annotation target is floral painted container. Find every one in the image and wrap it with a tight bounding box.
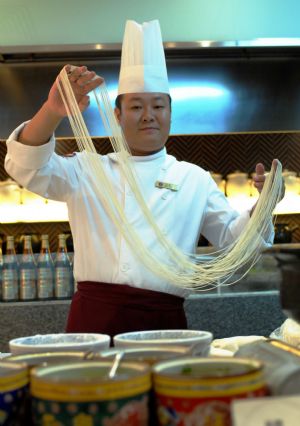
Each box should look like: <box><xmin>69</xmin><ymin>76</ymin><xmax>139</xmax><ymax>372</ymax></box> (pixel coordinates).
<box><xmin>30</xmin><ymin>361</ymin><xmax>151</xmax><ymax>426</ymax></box>
<box><xmin>152</xmin><ymin>357</ymin><xmax>268</xmax><ymax>426</ymax></box>
<box><xmin>0</xmin><ymin>361</ymin><xmax>29</xmax><ymax>426</ymax></box>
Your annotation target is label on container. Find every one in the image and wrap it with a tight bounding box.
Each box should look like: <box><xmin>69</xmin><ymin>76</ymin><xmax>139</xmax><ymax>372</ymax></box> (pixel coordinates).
<box><xmin>156</xmin><ymin>392</ymin><xmax>267</xmax><ymax>426</ymax></box>
<box><xmin>37</xmin><ymin>268</ymin><xmax>54</xmax><ymax>299</ymax></box>
<box><xmin>31</xmin><ymin>392</ymin><xmax>149</xmax><ymax>426</ymax></box>
<box><xmin>2</xmin><ymin>270</ymin><xmax>19</xmax><ymax>301</ymax></box>
<box><xmin>55</xmin><ymin>267</ymin><xmax>72</xmax><ymax>298</ymax></box>
<box><xmin>20</xmin><ymin>269</ymin><xmax>36</xmax><ymax>300</ymax></box>
<box><xmin>232</xmin><ymin>395</ymin><xmax>300</xmax><ymax>426</ymax></box>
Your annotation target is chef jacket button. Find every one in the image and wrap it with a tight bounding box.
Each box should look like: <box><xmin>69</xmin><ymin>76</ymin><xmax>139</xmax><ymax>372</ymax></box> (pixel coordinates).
<box><xmin>161</xmin><ymin>167</ymin><xmax>167</xmax><ymax>171</ymax></box>
<box><xmin>121</xmin><ymin>263</ymin><xmax>129</xmax><ymax>272</ymax></box>
<box><xmin>161</xmin><ymin>194</ymin><xmax>168</xmax><ymax>200</ymax></box>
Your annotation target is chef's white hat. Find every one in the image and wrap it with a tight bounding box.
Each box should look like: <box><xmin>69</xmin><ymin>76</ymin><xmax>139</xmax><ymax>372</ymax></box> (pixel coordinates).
<box><xmin>118</xmin><ymin>20</ymin><xmax>169</xmax><ymax>95</ymax></box>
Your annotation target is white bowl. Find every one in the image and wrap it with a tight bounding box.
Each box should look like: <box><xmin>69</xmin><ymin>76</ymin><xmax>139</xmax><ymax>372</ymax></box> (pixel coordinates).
<box><xmin>9</xmin><ymin>333</ymin><xmax>110</xmax><ymax>355</ymax></box>
<box><xmin>113</xmin><ymin>329</ymin><xmax>213</xmax><ymax>356</ymax></box>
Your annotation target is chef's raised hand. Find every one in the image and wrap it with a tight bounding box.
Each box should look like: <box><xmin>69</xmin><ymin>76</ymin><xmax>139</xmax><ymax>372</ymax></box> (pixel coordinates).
<box><xmin>18</xmin><ymin>65</ymin><xmax>103</xmax><ymax>146</ymax></box>
<box><xmin>47</xmin><ymin>65</ymin><xmax>104</xmax><ymax>118</ymax></box>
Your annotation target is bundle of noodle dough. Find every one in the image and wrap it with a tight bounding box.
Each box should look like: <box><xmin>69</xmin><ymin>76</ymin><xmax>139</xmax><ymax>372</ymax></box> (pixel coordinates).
<box><xmin>56</xmin><ymin>68</ymin><xmax>283</xmax><ymax>291</ymax></box>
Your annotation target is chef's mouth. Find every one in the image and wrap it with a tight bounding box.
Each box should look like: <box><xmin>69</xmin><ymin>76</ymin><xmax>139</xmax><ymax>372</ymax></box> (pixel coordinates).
<box><xmin>139</xmin><ymin>127</ymin><xmax>159</xmax><ymax>131</ymax></box>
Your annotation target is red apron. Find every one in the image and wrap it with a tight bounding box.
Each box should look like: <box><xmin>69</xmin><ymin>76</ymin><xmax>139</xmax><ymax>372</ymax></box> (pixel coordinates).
<box><xmin>66</xmin><ymin>281</ymin><xmax>187</xmax><ymax>338</ymax></box>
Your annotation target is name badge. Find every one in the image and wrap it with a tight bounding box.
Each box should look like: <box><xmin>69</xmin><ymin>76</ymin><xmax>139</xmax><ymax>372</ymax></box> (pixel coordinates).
<box><xmin>155</xmin><ymin>181</ymin><xmax>179</xmax><ymax>191</ymax></box>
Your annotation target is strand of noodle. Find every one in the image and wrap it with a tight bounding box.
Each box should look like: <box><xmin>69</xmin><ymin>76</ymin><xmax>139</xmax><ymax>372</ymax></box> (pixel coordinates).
<box><xmin>56</xmin><ymin>68</ymin><xmax>282</xmax><ymax>290</ymax></box>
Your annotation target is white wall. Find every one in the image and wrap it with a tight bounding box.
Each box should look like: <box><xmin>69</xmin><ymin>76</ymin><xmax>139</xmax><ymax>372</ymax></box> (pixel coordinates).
<box><xmin>0</xmin><ymin>0</ymin><xmax>300</xmax><ymax>46</ymax></box>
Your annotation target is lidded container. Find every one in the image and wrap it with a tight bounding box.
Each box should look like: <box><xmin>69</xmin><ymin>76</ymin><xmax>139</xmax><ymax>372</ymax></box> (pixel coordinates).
<box><xmin>210</xmin><ymin>172</ymin><xmax>226</xmax><ymax>194</ymax></box>
<box><xmin>0</xmin><ymin>361</ymin><xmax>28</xmax><ymax>425</ymax></box>
<box><xmin>20</xmin><ymin>187</ymin><xmax>46</xmax><ymax>206</ymax></box>
<box><xmin>152</xmin><ymin>357</ymin><xmax>268</xmax><ymax>426</ymax></box>
<box><xmin>100</xmin><ymin>345</ymin><xmax>192</xmax><ymax>366</ymax></box>
<box><xmin>226</xmin><ymin>171</ymin><xmax>251</xmax><ymax>197</ymax></box>
<box><xmin>282</xmin><ymin>169</ymin><xmax>298</xmax><ymax>196</ymax></box>
<box><xmin>5</xmin><ymin>351</ymin><xmax>102</xmax><ymax>369</ymax></box>
<box><xmin>30</xmin><ymin>361</ymin><xmax>151</xmax><ymax>425</ymax></box>
<box><xmin>0</xmin><ymin>179</ymin><xmax>21</xmax><ymax>205</ymax></box>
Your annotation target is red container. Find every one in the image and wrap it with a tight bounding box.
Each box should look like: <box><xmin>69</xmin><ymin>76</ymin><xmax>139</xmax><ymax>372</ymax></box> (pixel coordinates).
<box><xmin>152</xmin><ymin>357</ymin><xmax>268</xmax><ymax>426</ymax></box>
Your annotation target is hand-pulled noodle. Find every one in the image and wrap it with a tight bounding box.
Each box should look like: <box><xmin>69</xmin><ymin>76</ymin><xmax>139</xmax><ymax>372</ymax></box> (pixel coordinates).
<box><xmin>56</xmin><ymin>67</ymin><xmax>283</xmax><ymax>291</ymax></box>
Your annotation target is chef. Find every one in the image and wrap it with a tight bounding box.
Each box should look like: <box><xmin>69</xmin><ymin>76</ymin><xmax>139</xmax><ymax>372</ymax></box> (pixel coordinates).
<box><xmin>5</xmin><ymin>20</ymin><xmax>275</xmax><ymax>337</ymax></box>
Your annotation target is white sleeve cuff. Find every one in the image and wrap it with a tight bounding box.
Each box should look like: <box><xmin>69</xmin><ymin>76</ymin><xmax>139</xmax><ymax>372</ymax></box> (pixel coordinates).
<box><xmin>6</xmin><ymin>121</ymin><xmax>56</xmax><ymax>170</ymax></box>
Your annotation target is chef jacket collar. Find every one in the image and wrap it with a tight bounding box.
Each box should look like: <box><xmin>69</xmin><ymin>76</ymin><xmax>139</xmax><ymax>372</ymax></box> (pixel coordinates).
<box><xmin>108</xmin><ymin>147</ymin><xmax>167</xmax><ymax>163</ymax></box>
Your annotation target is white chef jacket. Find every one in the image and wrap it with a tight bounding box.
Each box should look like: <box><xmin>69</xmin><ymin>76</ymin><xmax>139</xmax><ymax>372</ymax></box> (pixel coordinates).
<box><xmin>5</xmin><ymin>123</ymin><xmax>273</xmax><ymax>298</ymax></box>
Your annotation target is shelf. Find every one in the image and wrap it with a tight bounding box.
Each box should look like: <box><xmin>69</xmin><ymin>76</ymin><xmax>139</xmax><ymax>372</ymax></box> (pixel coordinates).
<box><xmin>0</xmin><ymin>195</ymin><xmax>300</xmax><ymax>224</ymax></box>
<box><xmin>0</xmin><ymin>300</ymin><xmax>71</xmax><ymax>307</ymax></box>
<box><xmin>0</xmin><ymin>201</ymin><xmax>68</xmax><ymax>223</ymax></box>
<box><xmin>227</xmin><ymin>194</ymin><xmax>300</xmax><ymax>215</ymax></box>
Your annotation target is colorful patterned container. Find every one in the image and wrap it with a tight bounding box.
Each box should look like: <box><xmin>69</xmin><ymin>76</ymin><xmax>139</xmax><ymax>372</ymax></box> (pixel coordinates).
<box><xmin>0</xmin><ymin>361</ymin><xmax>28</xmax><ymax>426</ymax></box>
<box><xmin>30</xmin><ymin>361</ymin><xmax>151</xmax><ymax>425</ymax></box>
<box><xmin>153</xmin><ymin>357</ymin><xmax>268</xmax><ymax>426</ymax></box>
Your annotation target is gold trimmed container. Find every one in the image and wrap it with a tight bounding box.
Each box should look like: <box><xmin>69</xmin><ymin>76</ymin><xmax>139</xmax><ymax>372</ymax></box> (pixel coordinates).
<box><xmin>0</xmin><ymin>361</ymin><xmax>28</xmax><ymax>425</ymax></box>
<box><xmin>30</xmin><ymin>361</ymin><xmax>151</xmax><ymax>425</ymax></box>
<box><xmin>4</xmin><ymin>351</ymin><xmax>100</xmax><ymax>369</ymax></box>
<box><xmin>152</xmin><ymin>357</ymin><xmax>268</xmax><ymax>426</ymax></box>
<box><xmin>100</xmin><ymin>345</ymin><xmax>191</xmax><ymax>366</ymax></box>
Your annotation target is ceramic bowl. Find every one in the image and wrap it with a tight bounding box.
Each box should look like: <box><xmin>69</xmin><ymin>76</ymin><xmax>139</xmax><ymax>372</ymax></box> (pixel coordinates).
<box><xmin>113</xmin><ymin>329</ymin><xmax>213</xmax><ymax>356</ymax></box>
<box><xmin>9</xmin><ymin>333</ymin><xmax>110</xmax><ymax>355</ymax></box>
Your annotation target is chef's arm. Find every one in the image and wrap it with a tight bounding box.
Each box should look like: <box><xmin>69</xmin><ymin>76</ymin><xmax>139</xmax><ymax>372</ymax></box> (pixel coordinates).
<box><xmin>19</xmin><ymin>102</ymin><xmax>63</xmax><ymax>146</ymax></box>
<box><xmin>18</xmin><ymin>65</ymin><xmax>103</xmax><ymax>146</ymax></box>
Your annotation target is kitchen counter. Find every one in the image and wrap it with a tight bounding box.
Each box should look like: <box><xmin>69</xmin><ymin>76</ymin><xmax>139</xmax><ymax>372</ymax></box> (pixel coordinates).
<box><xmin>0</xmin><ymin>290</ymin><xmax>286</xmax><ymax>353</ymax></box>
<box><xmin>0</xmin><ymin>248</ymin><xmax>292</xmax><ymax>352</ymax></box>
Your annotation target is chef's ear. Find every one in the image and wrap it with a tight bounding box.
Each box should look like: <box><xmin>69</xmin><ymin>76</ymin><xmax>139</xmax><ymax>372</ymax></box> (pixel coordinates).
<box><xmin>114</xmin><ymin>107</ymin><xmax>121</xmax><ymax>123</ymax></box>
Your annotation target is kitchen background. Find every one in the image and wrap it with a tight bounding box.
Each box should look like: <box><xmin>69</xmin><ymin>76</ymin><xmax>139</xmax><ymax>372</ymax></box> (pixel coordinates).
<box><xmin>0</xmin><ymin>0</ymin><xmax>299</xmax><ymax>346</ymax></box>
<box><xmin>1</xmin><ymin>1</ymin><xmax>300</xmax><ymax>274</ymax></box>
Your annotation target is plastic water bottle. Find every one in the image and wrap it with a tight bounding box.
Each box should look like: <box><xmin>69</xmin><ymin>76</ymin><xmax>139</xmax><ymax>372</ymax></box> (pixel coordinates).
<box><xmin>37</xmin><ymin>234</ymin><xmax>54</xmax><ymax>300</ymax></box>
<box><xmin>54</xmin><ymin>234</ymin><xmax>73</xmax><ymax>299</ymax></box>
<box><xmin>19</xmin><ymin>235</ymin><xmax>37</xmax><ymax>301</ymax></box>
<box><xmin>2</xmin><ymin>236</ymin><xmax>19</xmax><ymax>302</ymax></box>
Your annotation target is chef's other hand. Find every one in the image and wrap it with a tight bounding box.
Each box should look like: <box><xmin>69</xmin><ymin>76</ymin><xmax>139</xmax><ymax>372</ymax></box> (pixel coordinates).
<box><xmin>253</xmin><ymin>159</ymin><xmax>285</xmax><ymax>200</ymax></box>
<box><xmin>252</xmin><ymin>163</ymin><xmax>266</xmax><ymax>194</ymax></box>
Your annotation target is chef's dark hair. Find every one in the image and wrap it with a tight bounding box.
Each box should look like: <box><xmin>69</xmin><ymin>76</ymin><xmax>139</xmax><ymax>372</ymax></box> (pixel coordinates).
<box><xmin>115</xmin><ymin>94</ymin><xmax>172</xmax><ymax>111</ymax></box>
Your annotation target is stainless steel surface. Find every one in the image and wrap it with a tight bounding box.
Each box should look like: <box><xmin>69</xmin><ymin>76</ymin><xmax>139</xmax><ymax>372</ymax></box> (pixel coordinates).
<box><xmin>2</xmin><ymin>52</ymin><xmax>300</xmax><ymax>137</ymax></box>
<box><xmin>2</xmin><ymin>39</ymin><xmax>300</xmax><ymax>56</ymax></box>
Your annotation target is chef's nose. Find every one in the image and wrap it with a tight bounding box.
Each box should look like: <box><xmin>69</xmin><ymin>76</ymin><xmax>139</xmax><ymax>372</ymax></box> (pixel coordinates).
<box><xmin>142</xmin><ymin>107</ymin><xmax>154</xmax><ymax>121</ymax></box>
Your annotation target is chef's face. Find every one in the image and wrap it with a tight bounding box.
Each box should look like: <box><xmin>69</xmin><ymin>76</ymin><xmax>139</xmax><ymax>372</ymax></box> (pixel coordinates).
<box><xmin>114</xmin><ymin>92</ymin><xmax>171</xmax><ymax>156</ymax></box>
